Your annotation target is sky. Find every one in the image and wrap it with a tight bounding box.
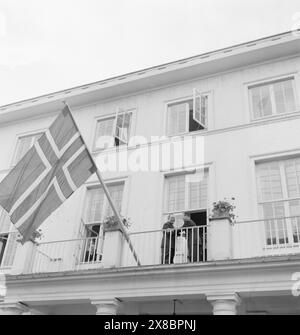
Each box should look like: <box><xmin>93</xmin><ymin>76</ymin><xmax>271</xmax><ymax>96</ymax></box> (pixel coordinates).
<box><xmin>0</xmin><ymin>0</ymin><xmax>299</xmax><ymax>106</ymax></box>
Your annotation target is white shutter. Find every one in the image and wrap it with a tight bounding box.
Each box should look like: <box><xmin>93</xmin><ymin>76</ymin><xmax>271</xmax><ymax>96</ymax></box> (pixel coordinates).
<box><xmin>167</xmin><ymin>103</ymin><xmax>188</xmax><ymax>136</ymax></box>
<box><xmin>193</xmin><ymin>89</ymin><xmax>207</xmax><ymax>128</ymax></box>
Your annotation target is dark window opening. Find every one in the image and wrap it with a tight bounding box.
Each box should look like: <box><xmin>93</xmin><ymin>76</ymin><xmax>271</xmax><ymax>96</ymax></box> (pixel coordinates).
<box><xmin>189</xmin><ymin>211</ymin><xmax>207</xmax><ymax>261</ymax></box>
<box><xmin>189</xmin><ymin>106</ymin><xmax>204</xmax><ymax>132</ymax></box>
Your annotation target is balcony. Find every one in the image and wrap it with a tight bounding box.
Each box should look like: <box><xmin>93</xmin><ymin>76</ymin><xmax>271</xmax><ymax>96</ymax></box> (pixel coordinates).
<box><xmin>7</xmin><ymin>216</ymin><xmax>300</xmax><ymax>275</ymax></box>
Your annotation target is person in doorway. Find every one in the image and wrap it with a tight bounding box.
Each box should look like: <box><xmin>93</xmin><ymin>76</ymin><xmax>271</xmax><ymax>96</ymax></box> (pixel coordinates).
<box><xmin>182</xmin><ymin>213</ymin><xmax>201</xmax><ymax>262</ymax></box>
<box><xmin>161</xmin><ymin>215</ymin><xmax>176</xmax><ymax>264</ymax></box>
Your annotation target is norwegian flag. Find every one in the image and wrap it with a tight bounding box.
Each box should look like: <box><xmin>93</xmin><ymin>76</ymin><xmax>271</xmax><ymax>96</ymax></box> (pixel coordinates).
<box><xmin>0</xmin><ymin>106</ymin><xmax>96</xmax><ymax>243</ymax></box>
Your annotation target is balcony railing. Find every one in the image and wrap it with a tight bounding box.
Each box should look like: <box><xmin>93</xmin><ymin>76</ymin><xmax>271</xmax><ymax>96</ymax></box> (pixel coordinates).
<box><xmin>10</xmin><ymin>216</ymin><xmax>300</xmax><ymax>275</ymax></box>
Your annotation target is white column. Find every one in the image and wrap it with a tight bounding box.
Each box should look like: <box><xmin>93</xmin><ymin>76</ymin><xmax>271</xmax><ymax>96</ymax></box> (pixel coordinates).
<box><xmin>101</xmin><ymin>230</ymin><xmax>124</xmax><ymax>268</ymax></box>
<box><xmin>207</xmin><ymin>293</ymin><xmax>241</xmax><ymax>315</ymax></box>
<box><xmin>91</xmin><ymin>299</ymin><xmax>120</xmax><ymax>315</ymax></box>
<box><xmin>0</xmin><ymin>302</ymin><xmax>28</xmax><ymax>315</ymax></box>
<box><xmin>207</xmin><ymin>217</ymin><xmax>233</xmax><ymax>261</ymax></box>
<box><xmin>11</xmin><ymin>241</ymin><xmax>36</xmax><ymax>275</ymax></box>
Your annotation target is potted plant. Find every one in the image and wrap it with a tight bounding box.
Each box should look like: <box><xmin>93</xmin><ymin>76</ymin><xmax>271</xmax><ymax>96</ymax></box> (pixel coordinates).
<box><xmin>103</xmin><ymin>215</ymin><xmax>132</xmax><ymax>232</ymax></box>
<box><xmin>210</xmin><ymin>197</ymin><xmax>236</xmax><ymax>224</ymax></box>
<box><xmin>16</xmin><ymin>229</ymin><xmax>43</xmax><ymax>245</ymax></box>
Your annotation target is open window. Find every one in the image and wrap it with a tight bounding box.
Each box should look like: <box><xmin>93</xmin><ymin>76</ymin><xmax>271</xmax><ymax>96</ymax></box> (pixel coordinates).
<box><xmin>94</xmin><ymin>110</ymin><xmax>132</xmax><ymax>150</ymax></box>
<box><xmin>167</xmin><ymin>90</ymin><xmax>208</xmax><ymax>136</ymax></box>
<box><xmin>193</xmin><ymin>88</ymin><xmax>208</xmax><ymax>129</ymax></box>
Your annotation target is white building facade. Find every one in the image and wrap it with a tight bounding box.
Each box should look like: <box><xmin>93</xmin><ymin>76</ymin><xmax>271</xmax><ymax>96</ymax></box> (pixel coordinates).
<box><xmin>1</xmin><ymin>31</ymin><xmax>300</xmax><ymax>315</ymax></box>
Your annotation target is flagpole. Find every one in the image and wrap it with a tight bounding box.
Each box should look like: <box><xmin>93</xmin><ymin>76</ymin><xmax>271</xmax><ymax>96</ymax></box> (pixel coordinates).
<box><xmin>63</xmin><ymin>101</ymin><xmax>141</xmax><ymax>266</ymax></box>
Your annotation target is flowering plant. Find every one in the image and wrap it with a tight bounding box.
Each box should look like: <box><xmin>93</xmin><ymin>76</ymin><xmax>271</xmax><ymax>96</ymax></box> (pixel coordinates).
<box><xmin>210</xmin><ymin>197</ymin><xmax>236</xmax><ymax>223</ymax></box>
<box><xmin>31</xmin><ymin>229</ymin><xmax>43</xmax><ymax>241</ymax></box>
<box><xmin>103</xmin><ymin>215</ymin><xmax>132</xmax><ymax>231</ymax></box>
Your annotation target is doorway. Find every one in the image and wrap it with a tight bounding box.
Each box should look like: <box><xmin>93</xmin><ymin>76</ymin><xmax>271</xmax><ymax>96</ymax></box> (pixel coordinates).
<box><xmin>189</xmin><ymin>211</ymin><xmax>207</xmax><ymax>261</ymax></box>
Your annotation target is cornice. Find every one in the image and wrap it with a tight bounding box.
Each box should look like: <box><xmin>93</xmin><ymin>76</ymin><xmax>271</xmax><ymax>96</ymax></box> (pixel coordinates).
<box><xmin>0</xmin><ymin>31</ymin><xmax>299</xmax><ymax>118</ymax></box>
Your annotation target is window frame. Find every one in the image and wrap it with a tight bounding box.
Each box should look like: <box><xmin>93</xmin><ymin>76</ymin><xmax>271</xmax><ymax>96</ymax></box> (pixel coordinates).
<box><xmin>165</xmin><ymin>91</ymin><xmax>211</xmax><ymax>137</ymax></box>
<box><xmin>163</xmin><ymin>168</ymin><xmax>209</xmax><ymax>216</ymax></box>
<box><xmin>248</xmin><ymin>75</ymin><xmax>299</xmax><ymax>121</ymax></box>
<box><xmin>93</xmin><ymin>108</ymin><xmax>135</xmax><ymax>152</ymax></box>
<box><xmin>255</xmin><ymin>156</ymin><xmax>300</xmax><ymax>247</ymax></box>
<box><xmin>82</xmin><ymin>180</ymin><xmax>126</xmax><ymax>227</ymax></box>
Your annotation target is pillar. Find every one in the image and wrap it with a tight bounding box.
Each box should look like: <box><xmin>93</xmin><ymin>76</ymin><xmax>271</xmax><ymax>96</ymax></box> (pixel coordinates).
<box><xmin>11</xmin><ymin>241</ymin><xmax>35</xmax><ymax>275</ymax></box>
<box><xmin>208</xmin><ymin>217</ymin><xmax>233</xmax><ymax>261</ymax></box>
<box><xmin>91</xmin><ymin>299</ymin><xmax>120</xmax><ymax>315</ymax></box>
<box><xmin>101</xmin><ymin>230</ymin><xmax>124</xmax><ymax>268</ymax></box>
<box><xmin>207</xmin><ymin>293</ymin><xmax>241</xmax><ymax>315</ymax></box>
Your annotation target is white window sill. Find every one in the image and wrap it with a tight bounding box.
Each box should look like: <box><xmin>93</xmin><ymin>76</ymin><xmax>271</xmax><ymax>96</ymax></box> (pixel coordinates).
<box><xmin>251</xmin><ymin>110</ymin><xmax>300</xmax><ymax>123</ymax></box>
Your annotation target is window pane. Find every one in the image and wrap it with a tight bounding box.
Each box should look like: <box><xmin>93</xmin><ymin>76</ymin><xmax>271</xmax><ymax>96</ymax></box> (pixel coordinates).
<box><xmin>284</xmin><ymin>158</ymin><xmax>300</xmax><ymax>198</ymax></box>
<box><xmin>262</xmin><ymin>202</ymin><xmax>287</xmax><ymax>245</ymax></box>
<box><xmin>86</xmin><ymin>188</ymin><xmax>105</xmax><ymax>223</ymax></box>
<box><xmin>167</xmin><ymin>175</ymin><xmax>185</xmax><ymax>212</ymax></box>
<box><xmin>104</xmin><ymin>184</ymin><xmax>124</xmax><ymax>217</ymax></box>
<box><xmin>188</xmin><ymin>171</ymin><xmax>208</xmax><ymax>209</ymax></box>
<box><xmin>95</xmin><ymin>118</ymin><xmax>114</xmax><ymax>149</ymax></box>
<box><xmin>256</xmin><ymin>162</ymin><xmax>283</xmax><ymax>201</ymax></box>
<box><xmin>167</xmin><ymin>102</ymin><xmax>188</xmax><ymax>136</ymax></box>
<box><xmin>115</xmin><ymin>113</ymin><xmax>132</xmax><ymax>145</ymax></box>
<box><xmin>274</xmin><ymin>79</ymin><xmax>296</xmax><ymax>114</ymax></box>
<box><xmin>251</xmin><ymin>85</ymin><xmax>272</xmax><ymax>119</ymax></box>
<box><xmin>166</xmin><ymin>171</ymin><xmax>208</xmax><ymax>212</ymax></box>
<box><xmin>85</xmin><ymin>184</ymin><xmax>124</xmax><ymax>223</ymax></box>
<box><xmin>193</xmin><ymin>92</ymin><xmax>207</xmax><ymax>129</ymax></box>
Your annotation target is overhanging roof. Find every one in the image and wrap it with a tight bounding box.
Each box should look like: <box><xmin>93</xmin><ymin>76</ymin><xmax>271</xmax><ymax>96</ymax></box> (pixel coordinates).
<box><xmin>1</xmin><ymin>30</ymin><xmax>300</xmax><ymax>124</ymax></box>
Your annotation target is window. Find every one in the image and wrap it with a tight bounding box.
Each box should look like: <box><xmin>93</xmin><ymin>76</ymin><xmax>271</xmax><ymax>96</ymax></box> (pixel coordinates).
<box><xmin>84</xmin><ymin>183</ymin><xmax>124</xmax><ymax>225</ymax></box>
<box><xmin>249</xmin><ymin>77</ymin><xmax>297</xmax><ymax>119</ymax></box>
<box><xmin>13</xmin><ymin>133</ymin><xmax>42</xmax><ymax>165</ymax></box>
<box><xmin>165</xmin><ymin>170</ymin><xmax>208</xmax><ymax>213</ymax></box>
<box><xmin>256</xmin><ymin>157</ymin><xmax>300</xmax><ymax>246</ymax></box>
<box><xmin>0</xmin><ymin>210</ymin><xmax>18</xmax><ymax>268</ymax></box>
<box><xmin>94</xmin><ymin>111</ymin><xmax>132</xmax><ymax>150</ymax></box>
<box><xmin>80</xmin><ymin>183</ymin><xmax>124</xmax><ymax>263</ymax></box>
<box><xmin>167</xmin><ymin>91</ymin><xmax>209</xmax><ymax>136</ymax></box>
